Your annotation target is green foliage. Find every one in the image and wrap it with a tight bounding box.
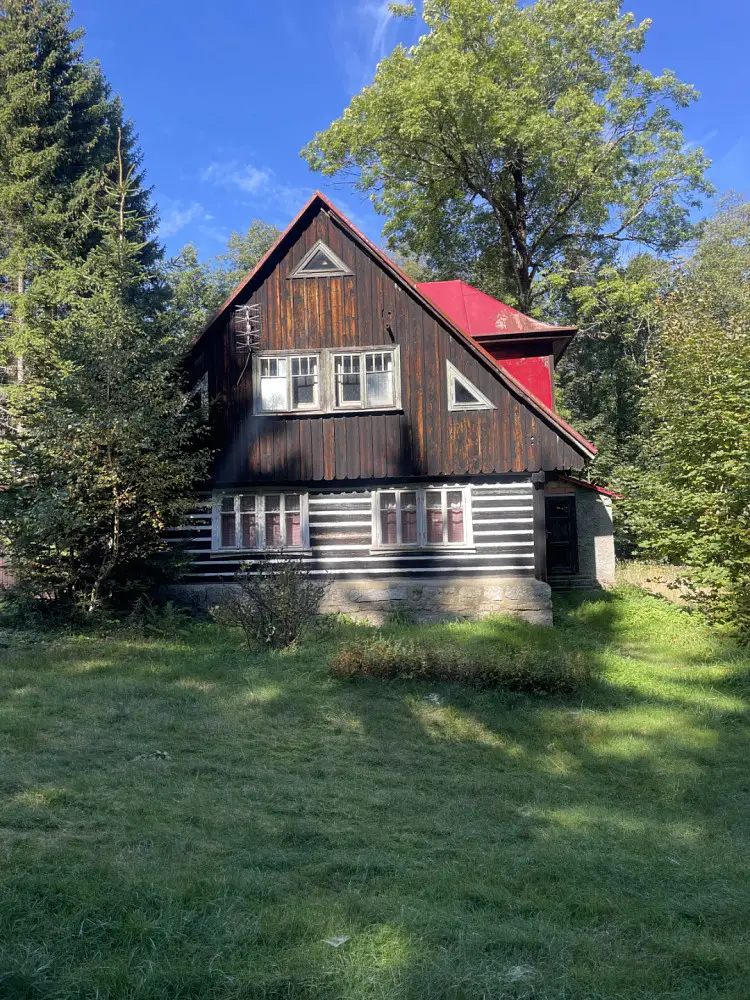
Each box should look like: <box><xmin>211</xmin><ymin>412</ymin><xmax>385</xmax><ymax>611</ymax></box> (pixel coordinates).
<box><xmin>122</xmin><ymin>597</ymin><xmax>193</xmax><ymax>638</ymax></box>
<box><xmin>0</xmin><ymin>3</ymin><xmax>206</xmax><ymax>614</ymax></box>
<box><xmin>165</xmin><ymin>220</ymin><xmax>280</xmax><ymax>344</ymax></box>
<box><xmin>329</xmin><ymin>626</ymin><xmax>591</xmax><ymax>692</ymax></box>
<box><xmin>211</xmin><ymin>559</ymin><xmax>328</xmax><ymax>649</ymax></box>
<box><xmin>216</xmin><ymin>219</ymin><xmax>281</xmax><ymax>292</ymax></box>
<box><xmin>0</xmin><ymin>2</ymin><xmax>157</xmax><ymax>360</ymax></box>
<box><xmin>555</xmin><ymin>251</ymin><xmax>672</xmax><ymax>480</ymax></box>
<box><xmin>617</xmin><ymin>199</ymin><xmax>750</xmax><ymax>629</ymax></box>
<box><xmin>302</xmin><ymin>0</ymin><xmax>711</xmax><ymax>311</ymax></box>
<box><xmin>163</xmin><ymin>243</ymin><xmax>225</xmax><ymax>346</ymax></box>
<box><xmin>0</xmin><ymin>133</ymin><xmax>207</xmax><ymax>613</ymax></box>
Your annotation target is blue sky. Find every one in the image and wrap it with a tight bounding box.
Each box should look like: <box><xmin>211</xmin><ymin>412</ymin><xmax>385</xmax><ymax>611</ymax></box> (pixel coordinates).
<box><xmin>70</xmin><ymin>0</ymin><xmax>750</xmax><ymax>261</ymax></box>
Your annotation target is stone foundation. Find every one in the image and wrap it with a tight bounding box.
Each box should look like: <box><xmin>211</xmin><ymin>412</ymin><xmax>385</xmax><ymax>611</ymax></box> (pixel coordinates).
<box><xmin>169</xmin><ymin>576</ymin><xmax>553</xmax><ymax>627</ymax></box>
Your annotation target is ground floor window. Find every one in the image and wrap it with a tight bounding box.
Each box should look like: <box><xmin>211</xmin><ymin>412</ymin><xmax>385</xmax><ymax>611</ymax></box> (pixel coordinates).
<box><xmin>213</xmin><ymin>493</ymin><xmax>309</xmax><ymax>551</ymax></box>
<box><xmin>373</xmin><ymin>486</ymin><xmax>472</xmax><ymax>548</ymax></box>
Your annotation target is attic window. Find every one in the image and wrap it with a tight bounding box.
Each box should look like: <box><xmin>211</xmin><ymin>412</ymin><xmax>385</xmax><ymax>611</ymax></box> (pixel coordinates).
<box><xmin>289</xmin><ymin>240</ymin><xmax>352</xmax><ymax>279</ymax></box>
<box><xmin>446</xmin><ymin>360</ymin><xmax>495</xmax><ymax>411</ymax></box>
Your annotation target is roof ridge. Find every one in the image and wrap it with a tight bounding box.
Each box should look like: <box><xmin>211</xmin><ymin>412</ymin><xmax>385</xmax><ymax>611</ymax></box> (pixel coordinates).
<box><xmin>189</xmin><ymin>192</ymin><xmax>596</xmax><ymax>459</ymax></box>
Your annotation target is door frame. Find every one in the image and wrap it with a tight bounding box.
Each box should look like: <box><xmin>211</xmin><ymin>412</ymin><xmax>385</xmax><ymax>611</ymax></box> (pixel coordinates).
<box><xmin>544</xmin><ymin>493</ymin><xmax>579</xmax><ymax>575</ymax></box>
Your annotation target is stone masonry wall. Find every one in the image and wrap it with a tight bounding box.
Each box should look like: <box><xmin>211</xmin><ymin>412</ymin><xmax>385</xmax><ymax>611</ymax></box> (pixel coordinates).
<box><xmin>170</xmin><ymin>576</ymin><xmax>553</xmax><ymax>627</ymax></box>
<box><xmin>575</xmin><ymin>490</ymin><xmax>615</xmax><ymax>585</ymax></box>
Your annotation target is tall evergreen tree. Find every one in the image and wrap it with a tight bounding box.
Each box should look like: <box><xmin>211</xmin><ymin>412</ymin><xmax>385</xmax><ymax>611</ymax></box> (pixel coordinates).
<box><xmin>0</xmin><ymin>131</ymin><xmax>206</xmax><ymax>611</ymax></box>
<box><xmin>0</xmin><ymin>0</ymin><xmax>155</xmax><ymax>381</ymax></box>
<box><xmin>0</xmin><ymin>3</ymin><xmax>205</xmax><ymax>612</ymax></box>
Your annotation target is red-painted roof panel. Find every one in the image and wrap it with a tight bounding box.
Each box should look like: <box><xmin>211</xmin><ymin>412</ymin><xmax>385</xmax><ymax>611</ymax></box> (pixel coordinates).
<box><xmin>417</xmin><ymin>280</ymin><xmax>572</xmax><ymax>337</ymax></box>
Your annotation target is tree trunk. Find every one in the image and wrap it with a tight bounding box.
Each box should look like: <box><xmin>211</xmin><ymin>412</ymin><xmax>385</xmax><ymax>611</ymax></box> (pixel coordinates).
<box><xmin>16</xmin><ymin>272</ymin><xmax>24</xmax><ymax>382</ymax></box>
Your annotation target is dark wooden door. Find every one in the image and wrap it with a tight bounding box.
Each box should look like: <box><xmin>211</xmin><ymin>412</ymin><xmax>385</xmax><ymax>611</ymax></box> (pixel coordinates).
<box><xmin>545</xmin><ymin>496</ymin><xmax>578</xmax><ymax>574</ymax></box>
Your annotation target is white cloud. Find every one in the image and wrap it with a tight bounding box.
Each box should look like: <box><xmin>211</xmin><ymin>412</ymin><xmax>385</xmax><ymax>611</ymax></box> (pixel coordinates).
<box><xmin>199</xmin><ymin>161</ymin><xmax>271</xmax><ymax>195</ymax></box>
<box><xmin>333</xmin><ymin>0</ymin><xmax>399</xmax><ymax>94</ymax></box>
<box><xmin>199</xmin><ymin>158</ymin><xmax>310</xmax><ymax>219</ymax></box>
<box><xmin>159</xmin><ymin>199</ymin><xmax>212</xmax><ymax>238</ymax></box>
<box><xmin>685</xmin><ymin>128</ymin><xmax>719</xmax><ymax>152</ymax></box>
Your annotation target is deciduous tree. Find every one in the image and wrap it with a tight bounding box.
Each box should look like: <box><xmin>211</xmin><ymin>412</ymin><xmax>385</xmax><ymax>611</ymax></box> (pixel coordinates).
<box><xmin>617</xmin><ymin>199</ymin><xmax>750</xmax><ymax>628</ymax></box>
<box><xmin>303</xmin><ymin>0</ymin><xmax>711</xmax><ymax>312</ymax></box>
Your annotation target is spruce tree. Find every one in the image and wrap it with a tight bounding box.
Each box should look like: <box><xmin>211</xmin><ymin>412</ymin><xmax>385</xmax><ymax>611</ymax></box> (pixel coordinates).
<box><xmin>0</xmin><ymin>3</ymin><xmax>205</xmax><ymax>613</ymax></box>
<box><xmin>0</xmin><ymin>130</ymin><xmax>207</xmax><ymax>611</ymax></box>
<box><xmin>0</xmin><ymin>0</ymin><xmax>156</xmax><ymax>380</ymax></box>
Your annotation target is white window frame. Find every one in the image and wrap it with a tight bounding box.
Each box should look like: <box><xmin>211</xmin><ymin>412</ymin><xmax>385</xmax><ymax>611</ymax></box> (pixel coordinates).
<box><xmin>252</xmin><ymin>347</ymin><xmax>401</xmax><ymax>415</ymax></box>
<box><xmin>253</xmin><ymin>353</ymin><xmax>322</xmax><ymax>414</ymax></box>
<box><xmin>371</xmin><ymin>485</ymin><xmax>473</xmax><ymax>550</ymax></box>
<box><xmin>331</xmin><ymin>347</ymin><xmax>401</xmax><ymax>411</ymax></box>
<box><xmin>288</xmin><ymin>240</ymin><xmax>353</xmax><ymax>279</ymax></box>
<box><xmin>212</xmin><ymin>492</ymin><xmax>310</xmax><ymax>552</ymax></box>
<box><xmin>446</xmin><ymin>360</ymin><xmax>496</xmax><ymax>412</ymax></box>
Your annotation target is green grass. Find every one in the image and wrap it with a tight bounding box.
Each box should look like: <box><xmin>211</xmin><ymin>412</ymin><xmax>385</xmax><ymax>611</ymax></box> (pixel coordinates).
<box><xmin>1</xmin><ymin>587</ymin><xmax>748</xmax><ymax>999</ymax></box>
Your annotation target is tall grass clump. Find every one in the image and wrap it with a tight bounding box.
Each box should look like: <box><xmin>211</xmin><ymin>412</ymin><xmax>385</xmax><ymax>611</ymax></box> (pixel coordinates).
<box><xmin>329</xmin><ymin>633</ymin><xmax>590</xmax><ymax>693</ymax></box>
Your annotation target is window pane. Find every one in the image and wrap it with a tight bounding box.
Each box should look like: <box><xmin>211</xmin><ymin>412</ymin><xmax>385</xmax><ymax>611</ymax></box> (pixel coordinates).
<box><xmin>401</xmin><ymin>491</ymin><xmax>417</xmax><ymax>544</ymax></box>
<box><xmin>291</xmin><ymin>357</ymin><xmax>318</xmax><ymax>409</ymax></box>
<box><xmin>261</xmin><ymin>376</ymin><xmax>287</xmax><ymax>411</ymax></box>
<box><xmin>265</xmin><ymin>495</ymin><xmax>281</xmax><ymax>511</ymax></box>
<box><xmin>379</xmin><ymin>492</ymin><xmax>397</xmax><ymax>545</ymax></box>
<box><xmin>285</xmin><ymin>512</ymin><xmax>302</xmax><ymax>546</ymax></box>
<box><xmin>221</xmin><ymin>512</ymin><xmax>236</xmax><ymax>548</ymax></box>
<box><xmin>426</xmin><ymin>493</ymin><xmax>443</xmax><ymax>544</ymax></box>
<box><xmin>239</xmin><ymin>495</ymin><xmax>254</xmax><ymax>512</ymax></box>
<box><xmin>447</xmin><ymin>491</ymin><xmax>464</xmax><ymax>543</ymax></box>
<box><xmin>241</xmin><ymin>513</ymin><xmax>257</xmax><ymax>548</ymax></box>
<box><xmin>303</xmin><ymin>248</ymin><xmax>340</xmax><ymax>273</ymax></box>
<box><xmin>365</xmin><ymin>353</ymin><xmax>394</xmax><ymax>407</ymax></box>
<box><xmin>454</xmin><ymin>379</ymin><xmax>481</xmax><ymax>406</ymax></box>
<box><xmin>285</xmin><ymin>494</ymin><xmax>301</xmax><ymax>511</ymax></box>
<box><xmin>366</xmin><ymin>370</ymin><xmax>394</xmax><ymax>407</ymax></box>
<box><xmin>335</xmin><ymin>355</ymin><xmax>362</xmax><ymax>405</ymax></box>
<box><xmin>266</xmin><ymin>512</ymin><xmax>282</xmax><ymax>547</ymax></box>
<box><xmin>292</xmin><ymin>375</ymin><xmax>316</xmax><ymax>408</ymax></box>
<box><xmin>221</xmin><ymin>496</ymin><xmax>234</xmax><ymax>513</ymax></box>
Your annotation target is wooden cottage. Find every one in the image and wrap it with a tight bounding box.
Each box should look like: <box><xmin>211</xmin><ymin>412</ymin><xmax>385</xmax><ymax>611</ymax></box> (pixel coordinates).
<box><xmin>177</xmin><ymin>193</ymin><xmax>614</xmax><ymax>624</ymax></box>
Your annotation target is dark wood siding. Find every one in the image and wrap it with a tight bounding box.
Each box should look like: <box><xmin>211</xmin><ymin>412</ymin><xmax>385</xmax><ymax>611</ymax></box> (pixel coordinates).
<box><xmin>194</xmin><ymin>205</ymin><xmax>586</xmax><ymax>486</ymax></box>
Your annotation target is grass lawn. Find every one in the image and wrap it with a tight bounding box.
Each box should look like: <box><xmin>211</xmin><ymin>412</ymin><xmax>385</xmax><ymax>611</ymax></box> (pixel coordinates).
<box><xmin>1</xmin><ymin>588</ymin><xmax>749</xmax><ymax>999</ymax></box>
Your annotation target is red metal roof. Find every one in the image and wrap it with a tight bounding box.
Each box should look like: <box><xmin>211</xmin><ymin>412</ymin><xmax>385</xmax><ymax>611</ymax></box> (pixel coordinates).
<box><xmin>191</xmin><ymin>192</ymin><xmax>596</xmax><ymax>460</ymax></box>
<box><xmin>417</xmin><ymin>280</ymin><xmax>575</xmax><ymax>338</ymax></box>
<box><xmin>560</xmin><ymin>476</ymin><xmax>623</xmax><ymax>498</ymax></box>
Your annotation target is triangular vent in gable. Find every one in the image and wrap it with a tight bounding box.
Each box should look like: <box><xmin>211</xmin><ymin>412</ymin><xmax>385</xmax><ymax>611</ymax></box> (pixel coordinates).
<box><xmin>289</xmin><ymin>240</ymin><xmax>352</xmax><ymax>278</ymax></box>
<box><xmin>446</xmin><ymin>360</ymin><xmax>496</xmax><ymax>411</ymax></box>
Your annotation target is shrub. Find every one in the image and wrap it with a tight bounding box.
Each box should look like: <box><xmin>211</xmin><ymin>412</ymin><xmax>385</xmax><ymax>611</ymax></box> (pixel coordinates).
<box><xmin>121</xmin><ymin>597</ymin><xmax>192</xmax><ymax>638</ymax></box>
<box><xmin>211</xmin><ymin>558</ymin><xmax>328</xmax><ymax>649</ymax></box>
<box><xmin>329</xmin><ymin>635</ymin><xmax>590</xmax><ymax>694</ymax></box>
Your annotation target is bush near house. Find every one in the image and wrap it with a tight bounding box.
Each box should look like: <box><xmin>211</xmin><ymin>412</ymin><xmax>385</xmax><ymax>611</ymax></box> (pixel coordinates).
<box><xmin>210</xmin><ymin>559</ymin><xmax>328</xmax><ymax>649</ymax></box>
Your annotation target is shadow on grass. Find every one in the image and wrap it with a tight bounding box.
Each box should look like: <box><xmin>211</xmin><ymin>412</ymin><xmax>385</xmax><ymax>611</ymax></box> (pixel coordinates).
<box><xmin>1</xmin><ymin>589</ymin><xmax>749</xmax><ymax>999</ymax></box>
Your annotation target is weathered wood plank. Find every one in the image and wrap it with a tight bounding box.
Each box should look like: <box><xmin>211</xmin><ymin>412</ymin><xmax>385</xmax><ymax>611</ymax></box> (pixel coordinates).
<box><xmin>206</xmin><ymin>200</ymin><xmax>590</xmax><ymax>486</ymax></box>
